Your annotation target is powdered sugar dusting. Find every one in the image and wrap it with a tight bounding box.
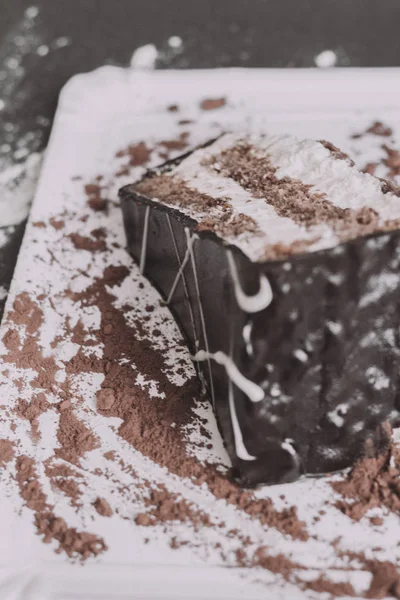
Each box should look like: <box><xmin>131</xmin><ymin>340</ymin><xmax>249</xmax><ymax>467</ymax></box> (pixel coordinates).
<box><xmin>0</xmin><ymin>152</ymin><xmax>43</xmax><ymax>227</ymax></box>
<box><xmin>130</xmin><ymin>44</ymin><xmax>158</xmax><ymax>70</ymax></box>
<box><xmin>314</xmin><ymin>50</ymin><xmax>337</xmax><ymax>68</ymax></box>
<box><xmin>0</xmin><ymin>5</ymin><xmax>73</xmax><ymax>318</ymax></box>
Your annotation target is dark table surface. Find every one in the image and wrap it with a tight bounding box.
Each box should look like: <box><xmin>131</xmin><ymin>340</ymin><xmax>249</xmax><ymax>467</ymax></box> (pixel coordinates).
<box><xmin>1</xmin><ymin>0</ymin><xmax>400</xmax><ymax>319</ymax></box>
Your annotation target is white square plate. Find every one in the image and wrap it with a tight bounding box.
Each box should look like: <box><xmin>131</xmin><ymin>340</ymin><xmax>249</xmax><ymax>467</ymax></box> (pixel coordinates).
<box><xmin>1</xmin><ymin>67</ymin><xmax>400</xmax><ymax>599</ymax></box>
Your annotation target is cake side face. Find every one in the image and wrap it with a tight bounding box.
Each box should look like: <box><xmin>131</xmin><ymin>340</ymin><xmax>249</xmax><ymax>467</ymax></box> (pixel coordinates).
<box><xmin>120</xmin><ymin>135</ymin><xmax>400</xmax><ymax>486</ymax></box>
<box><xmin>133</xmin><ymin>133</ymin><xmax>400</xmax><ymax>262</ymax></box>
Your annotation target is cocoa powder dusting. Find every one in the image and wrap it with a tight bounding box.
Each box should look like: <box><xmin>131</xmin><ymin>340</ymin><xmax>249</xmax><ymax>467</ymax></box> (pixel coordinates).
<box><xmin>319</xmin><ymin>139</ymin><xmax>355</xmax><ymax>165</ymax></box>
<box><xmin>93</xmin><ymin>497</ymin><xmax>113</xmax><ymax>517</ymax></box>
<box><xmin>133</xmin><ymin>174</ymin><xmax>263</xmax><ymax>241</ymax></box>
<box><xmin>115</xmin><ymin>141</ymin><xmax>152</xmax><ymax>166</ymax></box>
<box><xmin>352</xmin><ymin>120</ymin><xmax>393</xmax><ymax>139</ymax></box>
<box><xmin>332</xmin><ymin>434</ymin><xmax>400</xmax><ymax>521</ymax></box>
<box><xmin>84</xmin><ymin>183</ymin><xmax>108</xmax><ymax>212</ymax></box>
<box><xmin>382</xmin><ymin>144</ymin><xmax>400</xmax><ymax>179</ymax></box>
<box><xmin>52</xmin><ymin>477</ymin><xmax>82</xmax><ymax>507</ymax></box>
<box><xmin>69</xmin><ymin>232</ymin><xmax>106</xmax><ymax>252</ymax></box>
<box><xmin>0</xmin><ymin>439</ymin><xmax>15</xmax><ymax>465</ymax></box>
<box><xmin>134</xmin><ymin>173</ymin><xmax>229</xmax><ymax>213</ymax></box>
<box><xmin>35</xmin><ymin>512</ymin><xmax>107</xmax><ymax>558</ymax></box>
<box><xmin>362</xmin><ymin>162</ymin><xmax>378</xmax><ymax>175</ymax></box>
<box><xmin>366</xmin><ymin>561</ymin><xmax>400</xmax><ymax>599</ymax></box>
<box><xmin>367</xmin><ymin>121</ymin><xmax>393</xmax><ymax>137</ymax></box>
<box><xmin>15</xmin><ymin>393</ymin><xmax>51</xmax><ymax>441</ymax></box>
<box><xmin>138</xmin><ymin>487</ymin><xmax>213</xmax><ymax>530</ymax></box>
<box><xmin>200</xmin><ymin>98</ymin><xmax>226</xmax><ymax>110</ymax></box>
<box><xmin>55</xmin><ymin>410</ymin><xmax>99</xmax><ymax>465</ymax></box>
<box><xmin>305</xmin><ymin>576</ymin><xmax>356</xmax><ymax>597</ymax></box>
<box><xmin>96</xmin><ymin>388</ymin><xmax>116</xmax><ymax>410</ymax></box>
<box><xmin>15</xmin><ymin>455</ymin><xmax>106</xmax><ymax>558</ymax></box>
<box><xmin>68</xmin><ymin>261</ymin><xmax>308</xmax><ymax>541</ymax></box>
<box><xmin>159</xmin><ymin>132</ymin><xmax>189</xmax><ymax>152</ymax></box>
<box><xmin>49</xmin><ymin>217</ymin><xmax>65</xmax><ymax>230</ymax></box>
<box><xmin>9</xmin><ymin>292</ymin><xmax>43</xmax><ymax>335</ymax></box>
<box><xmin>195</xmin><ymin>212</ymin><xmax>260</xmax><ymax>237</ymax></box>
<box><xmin>16</xmin><ymin>456</ymin><xmax>47</xmax><ymax>511</ymax></box>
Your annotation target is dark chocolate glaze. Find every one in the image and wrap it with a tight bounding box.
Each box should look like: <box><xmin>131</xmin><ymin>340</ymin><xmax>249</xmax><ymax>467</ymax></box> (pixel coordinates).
<box><xmin>120</xmin><ymin>160</ymin><xmax>400</xmax><ymax>487</ymax></box>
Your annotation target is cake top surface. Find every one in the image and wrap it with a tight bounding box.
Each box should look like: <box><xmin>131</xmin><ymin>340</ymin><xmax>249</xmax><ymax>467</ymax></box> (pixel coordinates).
<box><xmin>133</xmin><ymin>133</ymin><xmax>400</xmax><ymax>262</ymax></box>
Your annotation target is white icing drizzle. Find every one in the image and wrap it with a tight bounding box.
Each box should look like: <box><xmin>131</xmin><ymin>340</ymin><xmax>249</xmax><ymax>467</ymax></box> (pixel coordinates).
<box><xmin>185</xmin><ymin>228</ymin><xmax>216</xmax><ymax>409</ymax></box>
<box><xmin>228</xmin><ymin>378</ymin><xmax>256</xmax><ymax>461</ymax></box>
<box><xmin>139</xmin><ymin>205</ymin><xmax>151</xmax><ymax>274</ymax></box>
<box><xmin>242</xmin><ymin>323</ymin><xmax>253</xmax><ymax>356</ymax></box>
<box><xmin>192</xmin><ymin>350</ymin><xmax>264</xmax><ymax>403</ymax></box>
<box><xmin>226</xmin><ymin>249</ymin><xmax>273</xmax><ymax>313</ymax></box>
<box><xmin>165</xmin><ymin>230</ymin><xmax>198</xmax><ymax>305</ymax></box>
<box><xmin>167</xmin><ymin>215</ymin><xmax>202</xmax><ymax>385</ymax></box>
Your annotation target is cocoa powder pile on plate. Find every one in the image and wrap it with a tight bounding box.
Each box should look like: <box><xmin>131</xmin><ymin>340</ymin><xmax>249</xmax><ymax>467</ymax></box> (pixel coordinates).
<box><xmin>332</xmin><ymin>429</ymin><xmax>400</xmax><ymax>521</ymax></box>
<box><xmin>15</xmin><ymin>455</ymin><xmax>106</xmax><ymax>558</ymax></box>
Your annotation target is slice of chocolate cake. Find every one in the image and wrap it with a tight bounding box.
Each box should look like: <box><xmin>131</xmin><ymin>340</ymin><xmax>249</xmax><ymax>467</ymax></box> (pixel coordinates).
<box><xmin>120</xmin><ymin>133</ymin><xmax>400</xmax><ymax>486</ymax></box>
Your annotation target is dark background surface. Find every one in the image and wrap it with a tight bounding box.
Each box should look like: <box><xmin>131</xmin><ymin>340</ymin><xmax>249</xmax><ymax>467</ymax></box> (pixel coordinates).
<box><xmin>1</xmin><ymin>0</ymin><xmax>400</xmax><ymax>319</ymax></box>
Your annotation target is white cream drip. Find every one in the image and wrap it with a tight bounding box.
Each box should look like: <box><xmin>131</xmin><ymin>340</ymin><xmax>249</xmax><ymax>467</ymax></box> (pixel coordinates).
<box><xmin>242</xmin><ymin>323</ymin><xmax>253</xmax><ymax>357</ymax></box>
<box><xmin>228</xmin><ymin>378</ymin><xmax>256</xmax><ymax>461</ymax></box>
<box><xmin>192</xmin><ymin>350</ymin><xmax>264</xmax><ymax>403</ymax></box>
<box><xmin>226</xmin><ymin>249</ymin><xmax>273</xmax><ymax>313</ymax></box>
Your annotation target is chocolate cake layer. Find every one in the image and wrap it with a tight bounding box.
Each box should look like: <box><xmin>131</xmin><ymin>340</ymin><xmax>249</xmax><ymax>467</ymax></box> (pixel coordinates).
<box><xmin>120</xmin><ymin>134</ymin><xmax>400</xmax><ymax>486</ymax></box>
